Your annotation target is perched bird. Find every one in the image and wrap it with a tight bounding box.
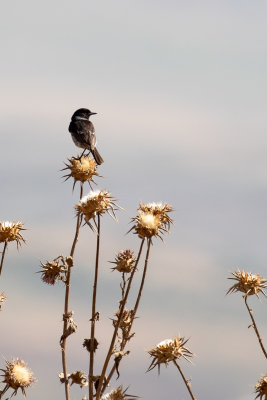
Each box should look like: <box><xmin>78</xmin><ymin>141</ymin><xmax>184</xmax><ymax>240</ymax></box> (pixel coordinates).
<box><xmin>68</xmin><ymin>108</ymin><xmax>104</xmax><ymax>165</ymax></box>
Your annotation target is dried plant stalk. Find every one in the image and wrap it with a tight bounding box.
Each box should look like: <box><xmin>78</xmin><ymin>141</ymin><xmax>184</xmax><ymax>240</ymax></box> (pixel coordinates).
<box><xmin>0</xmin><ymin>221</ymin><xmax>26</xmax><ymax>279</ymax></box>
<box><xmin>243</xmin><ymin>295</ymin><xmax>267</xmax><ymax>359</ymax></box>
<box><xmin>173</xmin><ymin>360</ymin><xmax>197</xmax><ymax>400</ymax></box>
<box><xmin>227</xmin><ymin>270</ymin><xmax>267</xmax><ymax>359</ymax></box>
<box><xmin>100</xmin><ymin>239</ymin><xmax>152</xmax><ymax>395</ymax></box>
<box><xmin>95</xmin><ymin>239</ymin><xmax>145</xmax><ymax>400</ymax></box>
<box><xmin>131</xmin><ymin>238</ymin><xmax>151</xmax><ymax>319</ymax></box>
<box><xmin>0</xmin><ymin>242</ymin><xmax>7</xmax><ymax>278</ymax></box>
<box><xmin>61</xmin><ymin>183</ymin><xmax>84</xmax><ymax>400</ymax></box>
<box><xmin>89</xmin><ymin>213</ymin><xmax>101</xmax><ymax>400</ymax></box>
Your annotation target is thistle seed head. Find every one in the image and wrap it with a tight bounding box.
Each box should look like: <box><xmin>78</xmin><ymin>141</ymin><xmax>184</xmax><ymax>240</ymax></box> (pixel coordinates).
<box><xmin>101</xmin><ymin>386</ymin><xmax>138</xmax><ymax>400</ymax></box>
<box><xmin>1</xmin><ymin>358</ymin><xmax>36</xmax><ymax>397</ymax></box>
<box><xmin>147</xmin><ymin>336</ymin><xmax>193</xmax><ymax>373</ymax></box>
<box><xmin>139</xmin><ymin>202</ymin><xmax>173</xmax><ymax>230</ymax></box>
<box><xmin>255</xmin><ymin>374</ymin><xmax>267</xmax><ymax>399</ymax></box>
<box><xmin>0</xmin><ymin>221</ymin><xmax>25</xmax><ymax>247</ymax></box>
<box><xmin>75</xmin><ymin>190</ymin><xmax>119</xmax><ymax>227</ymax></box>
<box><xmin>131</xmin><ymin>202</ymin><xmax>173</xmax><ymax>239</ymax></box>
<box><xmin>227</xmin><ymin>270</ymin><xmax>267</xmax><ymax>298</ymax></box>
<box><xmin>39</xmin><ymin>256</ymin><xmax>68</xmax><ymax>285</ymax></box>
<box><xmin>113</xmin><ymin>309</ymin><xmax>134</xmax><ymax>330</ymax></box>
<box><xmin>63</xmin><ymin>155</ymin><xmax>99</xmax><ymax>188</ymax></box>
<box><xmin>111</xmin><ymin>250</ymin><xmax>135</xmax><ymax>273</ymax></box>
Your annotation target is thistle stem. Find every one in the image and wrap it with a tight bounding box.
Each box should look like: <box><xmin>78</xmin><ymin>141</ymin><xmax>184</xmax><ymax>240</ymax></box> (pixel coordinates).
<box><xmin>89</xmin><ymin>213</ymin><xmax>101</xmax><ymax>400</ymax></box>
<box><xmin>70</xmin><ymin>184</ymin><xmax>84</xmax><ymax>258</ymax></box>
<box><xmin>100</xmin><ymin>239</ymin><xmax>151</xmax><ymax>396</ymax></box>
<box><xmin>132</xmin><ymin>238</ymin><xmax>151</xmax><ymax>318</ymax></box>
<box><xmin>97</xmin><ymin>239</ymin><xmax>145</xmax><ymax>398</ymax></box>
<box><xmin>173</xmin><ymin>360</ymin><xmax>197</xmax><ymax>400</ymax></box>
<box><xmin>61</xmin><ymin>183</ymin><xmax>83</xmax><ymax>400</ymax></box>
<box><xmin>0</xmin><ymin>241</ymin><xmax>8</xmax><ymax>278</ymax></box>
<box><xmin>243</xmin><ymin>295</ymin><xmax>267</xmax><ymax>359</ymax></box>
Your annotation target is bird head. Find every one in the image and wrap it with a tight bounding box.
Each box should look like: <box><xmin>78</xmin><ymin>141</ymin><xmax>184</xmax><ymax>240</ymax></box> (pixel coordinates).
<box><xmin>71</xmin><ymin>108</ymin><xmax>97</xmax><ymax>121</ymax></box>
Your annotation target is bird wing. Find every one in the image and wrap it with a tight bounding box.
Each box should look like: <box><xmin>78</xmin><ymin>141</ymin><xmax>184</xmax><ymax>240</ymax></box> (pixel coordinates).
<box><xmin>69</xmin><ymin>120</ymin><xmax>96</xmax><ymax>149</ymax></box>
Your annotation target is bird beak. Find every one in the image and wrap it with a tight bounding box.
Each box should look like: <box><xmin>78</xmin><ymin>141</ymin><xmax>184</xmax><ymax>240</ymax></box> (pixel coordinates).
<box><xmin>90</xmin><ymin>112</ymin><xmax>97</xmax><ymax>115</ymax></box>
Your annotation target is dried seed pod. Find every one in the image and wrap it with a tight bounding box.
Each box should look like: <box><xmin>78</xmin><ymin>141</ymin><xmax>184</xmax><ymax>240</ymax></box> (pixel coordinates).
<box><xmin>75</xmin><ymin>190</ymin><xmax>120</xmax><ymax>228</ymax></box>
<box><xmin>0</xmin><ymin>221</ymin><xmax>25</xmax><ymax>247</ymax></box>
<box><xmin>0</xmin><ymin>358</ymin><xmax>36</xmax><ymax>397</ymax></box>
<box><xmin>63</xmin><ymin>155</ymin><xmax>100</xmax><ymax>189</ymax></box>
<box><xmin>227</xmin><ymin>270</ymin><xmax>267</xmax><ymax>298</ymax></box>
<box><xmin>38</xmin><ymin>255</ymin><xmax>68</xmax><ymax>285</ymax></box>
<box><xmin>101</xmin><ymin>386</ymin><xmax>138</xmax><ymax>400</ymax></box>
<box><xmin>255</xmin><ymin>374</ymin><xmax>267</xmax><ymax>399</ymax></box>
<box><xmin>147</xmin><ymin>336</ymin><xmax>194</xmax><ymax>373</ymax></box>
<box><xmin>111</xmin><ymin>250</ymin><xmax>135</xmax><ymax>273</ymax></box>
<box><xmin>130</xmin><ymin>202</ymin><xmax>173</xmax><ymax>239</ymax></box>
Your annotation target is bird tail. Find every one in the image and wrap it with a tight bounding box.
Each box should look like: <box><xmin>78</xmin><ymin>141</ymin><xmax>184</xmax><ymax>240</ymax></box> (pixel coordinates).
<box><xmin>91</xmin><ymin>148</ymin><xmax>104</xmax><ymax>165</ymax></box>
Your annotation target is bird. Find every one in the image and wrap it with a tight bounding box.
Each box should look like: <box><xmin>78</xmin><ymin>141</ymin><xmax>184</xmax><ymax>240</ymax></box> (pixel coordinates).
<box><xmin>68</xmin><ymin>108</ymin><xmax>104</xmax><ymax>165</ymax></box>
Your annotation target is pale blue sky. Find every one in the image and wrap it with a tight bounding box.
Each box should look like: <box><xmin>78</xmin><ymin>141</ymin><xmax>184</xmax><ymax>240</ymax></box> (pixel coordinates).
<box><xmin>1</xmin><ymin>1</ymin><xmax>267</xmax><ymax>399</ymax></box>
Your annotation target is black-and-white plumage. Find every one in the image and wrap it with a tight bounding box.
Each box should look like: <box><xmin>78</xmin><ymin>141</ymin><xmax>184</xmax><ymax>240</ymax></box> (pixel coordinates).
<box><xmin>68</xmin><ymin>108</ymin><xmax>104</xmax><ymax>165</ymax></box>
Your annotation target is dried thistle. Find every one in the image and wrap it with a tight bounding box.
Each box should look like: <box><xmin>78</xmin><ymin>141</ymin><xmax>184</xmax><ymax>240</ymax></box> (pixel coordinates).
<box><xmin>101</xmin><ymin>385</ymin><xmax>138</xmax><ymax>400</ymax></box>
<box><xmin>130</xmin><ymin>202</ymin><xmax>173</xmax><ymax>239</ymax></box>
<box><xmin>75</xmin><ymin>190</ymin><xmax>119</xmax><ymax>228</ymax></box>
<box><xmin>255</xmin><ymin>374</ymin><xmax>267</xmax><ymax>399</ymax></box>
<box><xmin>111</xmin><ymin>250</ymin><xmax>136</xmax><ymax>273</ymax></box>
<box><xmin>227</xmin><ymin>270</ymin><xmax>267</xmax><ymax>298</ymax></box>
<box><xmin>147</xmin><ymin>336</ymin><xmax>193</xmax><ymax>373</ymax></box>
<box><xmin>0</xmin><ymin>292</ymin><xmax>6</xmax><ymax>311</ymax></box>
<box><xmin>0</xmin><ymin>221</ymin><xmax>25</xmax><ymax>247</ymax></box>
<box><xmin>0</xmin><ymin>358</ymin><xmax>36</xmax><ymax>397</ymax></box>
<box><xmin>228</xmin><ymin>270</ymin><xmax>267</xmax><ymax>358</ymax></box>
<box><xmin>63</xmin><ymin>155</ymin><xmax>100</xmax><ymax>189</ymax></box>
<box><xmin>38</xmin><ymin>255</ymin><xmax>69</xmax><ymax>285</ymax></box>
<box><xmin>132</xmin><ymin>212</ymin><xmax>162</xmax><ymax>239</ymax></box>
<box><xmin>83</xmin><ymin>338</ymin><xmax>99</xmax><ymax>353</ymax></box>
<box><xmin>113</xmin><ymin>309</ymin><xmax>134</xmax><ymax>330</ymax></box>
<box><xmin>69</xmin><ymin>371</ymin><xmax>88</xmax><ymax>388</ymax></box>
<box><xmin>138</xmin><ymin>202</ymin><xmax>173</xmax><ymax>230</ymax></box>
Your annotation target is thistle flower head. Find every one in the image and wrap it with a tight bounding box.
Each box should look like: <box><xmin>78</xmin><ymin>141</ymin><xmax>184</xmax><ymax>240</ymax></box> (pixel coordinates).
<box><xmin>111</xmin><ymin>250</ymin><xmax>136</xmax><ymax>273</ymax></box>
<box><xmin>63</xmin><ymin>155</ymin><xmax>99</xmax><ymax>189</ymax></box>
<box><xmin>147</xmin><ymin>336</ymin><xmax>193</xmax><ymax>373</ymax></box>
<box><xmin>69</xmin><ymin>371</ymin><xmax>88</xmax><ymax>388</ymax></box>
<box><xmin>0</xmin><ymin>221</ymin><xmax>25</xmax><ymax>247</ymax></box>
<box><xmin>255</xmin><ymin>374</ymin><xmax>267</xmax><ymax>399</ymax></box>
<box><xmin>75</xmin><ymin>190</ymin><xmax>119</xmax><ymax>227</ymax></box>
<box><xmin>227</xmin><ymin>270</ymin><xmax>267</xmax><ymax>298</ymax></box>
<box><xmin>38</xmin><ymin>256</ymin><xmax>70</xmax><ymax>285</ymax></box>
<box><xmin>139</xmin><ymin>202</ymin><xmax>173</xmax><ymax>229</ymax></box>
<box><xmin>1</xmin><ymin>358</ymin><xmax>36</xmax><ymax>397</ymax></box>
<box><xmin>101</xmin><ymin>386</ymin><xmax>138</xmax><ymax>400</ymax></box>
<box><xmin>131</xmin><ymin>202</ymin><xmax>173</xmax><ymax>239</ymax></box>
<box><xmin>0</xmin><ymin>292</ymin><xmax>7</xmax><ymax>311</ymax></box>
<box><xmin>113</xmin><ymin>309</ymin><xmax>134</xmax><ymax>330</ymax></box>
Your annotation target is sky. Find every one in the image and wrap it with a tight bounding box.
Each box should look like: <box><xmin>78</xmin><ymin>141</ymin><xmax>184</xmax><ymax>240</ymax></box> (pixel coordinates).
<box><xmin>1</xmin><ymin>1</ymin><xmax>267</xmax><ymax>399</ymax></box>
